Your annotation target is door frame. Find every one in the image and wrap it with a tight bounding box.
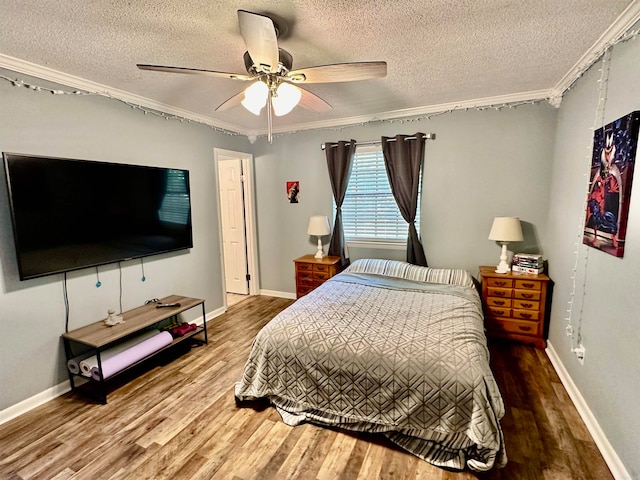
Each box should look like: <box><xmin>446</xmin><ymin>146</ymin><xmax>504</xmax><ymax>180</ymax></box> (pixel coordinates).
<box><xmin>214</xmin><ymin>148</ymin><xmax>259</xmax><ymax>300</ymax></box>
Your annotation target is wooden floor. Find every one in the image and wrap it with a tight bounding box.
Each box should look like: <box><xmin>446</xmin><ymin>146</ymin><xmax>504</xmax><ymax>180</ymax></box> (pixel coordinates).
<box><xmin>0</xmin><ymin>296</ymin><xmax>613</xmax><ymax>480</ymax></box>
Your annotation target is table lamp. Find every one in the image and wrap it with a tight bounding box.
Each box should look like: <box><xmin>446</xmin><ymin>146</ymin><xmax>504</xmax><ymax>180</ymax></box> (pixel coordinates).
<box><xmin>307</xmin><ymin>215</ymin><xmax>331</xmax><ymax>259</ymax></box>
<box><xmin>488</xmin><ymin>217</ymin><xmax>523</xmax><ymax>273</ymax></box>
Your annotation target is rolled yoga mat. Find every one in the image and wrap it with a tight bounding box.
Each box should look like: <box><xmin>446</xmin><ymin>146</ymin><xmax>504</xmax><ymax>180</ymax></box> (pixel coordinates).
<box><xmin>79</xmin><ymin>329</ymin><xmax>159</xmax><ymax>376</ymax></box>
<box><xmin>91</xmin><ymin>330</ymin><xmax>174</xmax><ymax>381</ymax></box>
<box><xmin>67</xmin><ymin>353</ymin><xmax>93</xmax><ymax>375</ymax></box>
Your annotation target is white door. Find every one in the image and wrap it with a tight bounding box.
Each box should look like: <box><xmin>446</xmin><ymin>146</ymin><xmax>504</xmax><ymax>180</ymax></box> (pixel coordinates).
<box><xmin>218</xmin><ymin>157</ymin><xmax>249</xmax><ymax>294</ymax></box>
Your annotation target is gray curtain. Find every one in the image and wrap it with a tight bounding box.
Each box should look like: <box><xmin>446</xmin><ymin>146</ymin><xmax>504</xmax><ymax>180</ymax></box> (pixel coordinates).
<box><xmin>381</xmin><ymin>133</ymin><xmax>428</xmax><ymax>266</ymax></box>
<box><xmin>324</xmin><ymin>140</ymin><xmax>355</xmax><ymax>267</ymax></box>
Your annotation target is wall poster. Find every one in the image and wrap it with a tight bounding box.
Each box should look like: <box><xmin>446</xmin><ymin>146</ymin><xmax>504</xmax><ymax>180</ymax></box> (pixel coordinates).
<box><xmin>584</xmin><ymin>110</ymin><xmax>639</xmax><ymax>257</ymax></box>
<box><xmin>287</xmin><ymin>181</ymin><xmax>300</xmax><ymax>203</ymax></box>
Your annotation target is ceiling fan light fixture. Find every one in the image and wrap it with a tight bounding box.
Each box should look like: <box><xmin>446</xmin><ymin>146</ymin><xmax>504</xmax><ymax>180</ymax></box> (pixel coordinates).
<box><xmin>241</xmin><ymin>80</ymin><xmax>268</xmax><ymax>115</ymax></box>
<box><xmin>272</xmin><ymin>82</ymin><xmax>302</xmax><ymax>116</ymax></box>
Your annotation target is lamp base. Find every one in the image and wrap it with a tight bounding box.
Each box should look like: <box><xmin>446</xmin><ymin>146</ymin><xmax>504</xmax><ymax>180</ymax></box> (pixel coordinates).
<box><xmin>314</xmin><ymin>236</ymin><xmax>326</xmax><ymax>259</ymax></box>
<box><xmin>495</xmin><ymin>242</ymin><xmax>511</xmax><ymax>274</ymax></box>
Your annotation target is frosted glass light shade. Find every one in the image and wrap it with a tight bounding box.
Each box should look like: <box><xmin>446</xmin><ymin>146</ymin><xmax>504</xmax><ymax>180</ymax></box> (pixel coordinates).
<box><xmin>272</xmin><ymin>82</ymin><xmax>302</xmax><ymax>116</ymax></box>
<box><xmin>241</xmin><ymin>81</ymin><xmax>268</xmax><ymax>115</ymax></box>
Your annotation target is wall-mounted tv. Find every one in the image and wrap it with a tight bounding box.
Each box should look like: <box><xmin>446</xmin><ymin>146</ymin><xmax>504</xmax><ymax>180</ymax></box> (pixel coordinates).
<box><xmin>3</xmin><ymin>153</ymin><xmax>193</xmax><ymax>280</ymax></box>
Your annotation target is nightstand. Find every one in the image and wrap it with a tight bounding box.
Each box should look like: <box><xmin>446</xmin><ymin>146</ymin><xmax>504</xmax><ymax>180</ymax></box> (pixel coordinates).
<box><xmin>294</xmin><ymin>255</ymin><xmax>342</xmax><ymax>298</ymax></box>
<box><xmin>479</xmin><ymin>266</ymin><xmax>551</xmax><ymax>349</ymax></box>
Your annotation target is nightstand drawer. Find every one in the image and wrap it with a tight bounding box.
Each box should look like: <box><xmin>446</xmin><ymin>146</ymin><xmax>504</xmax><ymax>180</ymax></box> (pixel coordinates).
<box><xmin>488</xmin><ymin>306</ymin><xmax>511</xmax><ymax>317</ymax></box>
<box><xmin>296</xmin><ymin>263</ymin><xmax>312</xmax><ymax>272</ymax></box>
<box><xmin>314</xmin><ymin>264</ymin><xmax>331</xmax><ymax>273</ymax></box>
<box><xmin>313</xmin><ymin>271</ymin><xmax>330</xmax><ymax>281</ymax></box>
<box><xmin>515</xmin><ymin>279</ymin><xmax>542</xmax><ymax>290</ymax></box>
<box><xmin>486</xmin><ymin>317</ymin><xmax>541</xmax><ymax>336</ymax></box>
<box><xmin>485</xmin><ymin>297</ymin><xmax>512</xmax><ymax>308</ymax></box>
<box><xmin>513</xmin><ymin>309</ymin><xmax>541</xmax><ymax>321</ymax></box>
<box><xmin>486</xmin><ymin>277</ymin><xmax>513</xmax><ymax>288</ymax></box>
<box><xmin>513</xmin><ymin>289</ymin><xmax>541</xmax><ymax>301</ymax></box>
<box><xmin>487</xmin><ymin>287</ymin><xmax>511</xmax><ymax>298</ymax></box>
<box><xmin>513</xmin><ymin>299</ymin><xmax>539</xmax><ymax>310</ymax></box>
<box><xmin>296</xmin><ymin>270</ymin><xmax>313</xmax><ymax>280</ymax></box>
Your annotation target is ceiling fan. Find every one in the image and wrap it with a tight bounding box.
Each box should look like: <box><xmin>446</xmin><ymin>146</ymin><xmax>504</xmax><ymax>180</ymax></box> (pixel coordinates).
<box><xmin>137</xmin><ymin>9</ymin><xmax>387</xmax><ymax>142</ymax></box>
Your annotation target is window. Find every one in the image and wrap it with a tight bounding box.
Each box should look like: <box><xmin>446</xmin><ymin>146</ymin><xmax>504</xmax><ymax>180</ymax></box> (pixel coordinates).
<box><xmin>342</xmin><ymin>145</ymin><xmax>421</xmax><ymax>245</ymax></box>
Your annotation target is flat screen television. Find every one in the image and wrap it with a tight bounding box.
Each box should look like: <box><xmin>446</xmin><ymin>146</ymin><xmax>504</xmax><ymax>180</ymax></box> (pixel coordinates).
<box><xmin>3</xmin><ymin>153</ymin><xmax>193</xmax><ymax>280</ymax></box>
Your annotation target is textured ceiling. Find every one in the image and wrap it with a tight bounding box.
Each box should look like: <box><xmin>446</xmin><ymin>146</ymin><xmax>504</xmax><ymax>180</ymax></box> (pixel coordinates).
<box><xmin>1</xmin><ymin>1</ymin><xmax>638</xmax><ymax>137</ymax></box>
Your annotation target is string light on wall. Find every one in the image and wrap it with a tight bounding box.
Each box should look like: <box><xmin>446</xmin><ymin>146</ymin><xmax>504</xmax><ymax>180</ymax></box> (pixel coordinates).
<box><xmin>1</xmin><ymin>24</ymin><xmax>637</xmax><ymax>142</ymax></box>
<box><xmin>0</xmin><ymin>73</ymin><xmax>240</xmax><ymax>137</ymax></box>
<box><xmin>564</xmin><ymin>46</ymin><xmax>613</xmax><ymax>350</ymax></box>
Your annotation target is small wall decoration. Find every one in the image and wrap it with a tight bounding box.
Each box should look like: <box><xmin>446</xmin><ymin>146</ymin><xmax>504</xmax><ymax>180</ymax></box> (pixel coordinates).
<box><xmin>583</xmin><ymin>110</ymin><xmax>639</xmax><ymax>257</ymax></box>
<box><xmin>287</xmin><ymin>181</ymin><xmax>300</xmax><ymax>203</ymax></box>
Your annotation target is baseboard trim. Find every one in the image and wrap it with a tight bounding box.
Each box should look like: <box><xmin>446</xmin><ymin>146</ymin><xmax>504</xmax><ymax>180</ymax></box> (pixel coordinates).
<box><xmin>0</xmin><ymin>381</ymin><xmax>71</xmax><ymax>426</ymax></box>
<box><xmin>546</xmin><ymin>340</ymin><xmax>630</xmax><ymax>480</ymax></box>
<box><xmin>259</xmin><ymin>289</ymin><xmax>296</xmax><ymax>299</ymax></box>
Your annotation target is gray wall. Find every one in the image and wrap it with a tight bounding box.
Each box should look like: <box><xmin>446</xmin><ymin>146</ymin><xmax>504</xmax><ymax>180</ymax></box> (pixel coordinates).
<box><xmin>545</xmin><ymin>32</ymin><xmax>640</xmax><ymax>478</ymax></box>
<box><xmin>252</xmin><ymin>104</ymin><xmax>557</xmax><ymax>293</ymax></box>
<box><xmin>0</xmin><ymin>69</ymin><xmax>249</xmax><ymax>410</ymax></box>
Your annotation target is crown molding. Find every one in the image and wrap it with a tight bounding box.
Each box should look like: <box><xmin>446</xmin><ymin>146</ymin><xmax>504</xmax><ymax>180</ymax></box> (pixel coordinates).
<box><xmin>550</xmin><ymin>0</ymin><xmax>640</xmax><ymax>101</ymax></box>
<box><xmin>247</xmin><ymin>89</ymin><xmax>554</xmax><ymax>138</ymax></box>
<box><xmin>0</xmin><ymin>53</ymin><xmax>246</xmax><ymax>136</ymax></box>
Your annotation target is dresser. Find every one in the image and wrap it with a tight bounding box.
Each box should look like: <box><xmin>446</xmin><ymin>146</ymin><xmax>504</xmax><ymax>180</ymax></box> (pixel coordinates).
<box><xmin>479</xmin><ymin>266</ymin><xmax>551</xmax><ymax>349</ymax></box>
<box><xmin>294</xmin><ymin>255</ymin><xmax>342</xmax><ymax>298</ymax></box>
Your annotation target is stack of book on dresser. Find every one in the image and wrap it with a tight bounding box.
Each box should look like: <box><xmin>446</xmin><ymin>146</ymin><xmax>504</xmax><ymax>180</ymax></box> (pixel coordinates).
<box><xmin>511</xmin><ymin>253</ymin><xmax>545</xmax><ymax>274</ymax></box>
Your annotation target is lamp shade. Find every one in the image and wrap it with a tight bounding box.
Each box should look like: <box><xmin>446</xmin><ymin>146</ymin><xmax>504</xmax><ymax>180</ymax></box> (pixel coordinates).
<box><xmin>307</xmin><ymin>215</ymin><xmax>331</xmax><ymax>236</ymax></box>
<box><xmin>488</xmin><ymin>217</ymin><xmax>523</xmax><ymax>242</ymax></box>
<box><xmin>272</xmin><ymin>83</ymin><xmax>302</xmax><ymax>116</ymax></box>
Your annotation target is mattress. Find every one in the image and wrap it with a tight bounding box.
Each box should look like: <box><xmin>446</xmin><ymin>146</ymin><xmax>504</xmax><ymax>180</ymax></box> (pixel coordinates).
<box><xmin>235</xmin><ymin>259</ymin><xmax>506</xmax><ymax>471</ymax></box>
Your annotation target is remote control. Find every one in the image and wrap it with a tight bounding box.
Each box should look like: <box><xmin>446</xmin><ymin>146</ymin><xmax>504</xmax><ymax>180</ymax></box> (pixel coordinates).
<box><xmin>156</xmin><ymin>302</ymin><xmax>181</xmax><ymax>308</ymax></box>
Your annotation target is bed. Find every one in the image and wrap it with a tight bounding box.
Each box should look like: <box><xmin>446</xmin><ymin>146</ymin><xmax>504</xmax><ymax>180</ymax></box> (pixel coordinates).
<box><xmin>234</xmin><ymin>259</ymin><xmax>506</xmax><ymax>471</ymax></box>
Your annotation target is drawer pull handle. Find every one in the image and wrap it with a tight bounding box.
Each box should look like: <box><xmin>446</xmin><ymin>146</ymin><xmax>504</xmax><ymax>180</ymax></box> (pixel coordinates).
<box><xmin>494</xmin><ymin>300</ymin><xmax>505</xmax><ymax>306</ymax></box>
<box><xmin>522</xmin><ymin>282</ymin><xmax>534</xmax><ymax>288</ymax></box>
<box><xmin>495</xmin><ymin>281</ymin><xmax>507</xmax><ymax>286</ymax></box>
<box><xmin>521</xmin><ymin>303</ymin><xmax>532</xmax><ymax>308</ymax></box>
<box><xmin>495</xmin><ymin>291</ymin><xmax>506</xmax><ymax>297</ymax></box>
<box><xmin>494</xmin><ymin>310</ymin><xmax>505</xmax><ymax>316</ymax></box>
<box><xmin>518</xmin><ymin>326</ymin><xmax>532</xmax><ymax>332</ymax></box>
<box><xmin>522</xmin><ymin>293</ymin><xmax>534</xmax><ymax>299</ymax></box>
<box><xmin>520</xmin><ymin>313</ymin><xmax>532</xmax><ymax>319</ymax></box>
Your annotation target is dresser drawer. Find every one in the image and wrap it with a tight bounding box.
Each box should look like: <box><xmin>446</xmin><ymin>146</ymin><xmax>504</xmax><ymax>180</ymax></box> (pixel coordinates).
<box><xmin>486</xmin><ymin>277</ymin><xmax>513</xmax><ymax>288</ymax></box>
<box><xmin>487</xmin><ymin>287</ymin><xmax>511</xmax><ymax>298</ymax></box>
<box><xmin>486</xmin><ymin>317</ymin><xmax>541</xmax><ymax>336</ymax></box>
<box><xmin>296</xmin><ymin>269</ymin><xmax>313</xmax><ymax>280</ymax></box>
<box><xmin>513</xmin><ymin>299</ymin><xmax>539</xmax><ymax>310</ymax></box>
<box><xmin>487</xmin><ymin>306</ymin><xmax>511</xmax><ymax>317</ymax></box>
<box><xmin>513</xmin><ymin>289</ymin><xmax>541</xmax><ymax>301</ymax></box>
<box><xmin>515</xmin><ymin>279</ymin><xmax>542</xmax><ymax>290</ymax></box>
<box><xmin>485</xmin><ymin>297</ymin><xmax>512</xmax><ymax>308</ymax></box>
<box><xmin>313</xmin><ymin>271</ymin><xmax>330</xmax><ymax>281</ymax></box>
<box><xmin>512</xmin><ymin>309</ymin><xmax>541</xmax><ymax>321</ymax></box>
<box><xmin>313</xmin><ymin>264</ymin><xmax>331</xmax><ymax>273</ymax></box>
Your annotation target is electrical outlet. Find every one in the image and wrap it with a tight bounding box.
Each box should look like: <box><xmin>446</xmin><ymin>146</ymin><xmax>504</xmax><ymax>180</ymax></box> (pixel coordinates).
<box><xmin>572</xmin><ymin>344</ymin><xmax>586</xmax><ymax>365</ymax></box>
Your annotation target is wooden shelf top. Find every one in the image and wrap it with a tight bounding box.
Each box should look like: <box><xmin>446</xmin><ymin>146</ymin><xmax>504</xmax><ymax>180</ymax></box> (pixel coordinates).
<box><xmin>62</xmin><ymin>295</ymin><xmax>204</xmax><ymax>348</ymax></box>
<box><xmin>294</xmin><ymin>254</ymin><xmax>342</xmax><ymax>265</ymax></box>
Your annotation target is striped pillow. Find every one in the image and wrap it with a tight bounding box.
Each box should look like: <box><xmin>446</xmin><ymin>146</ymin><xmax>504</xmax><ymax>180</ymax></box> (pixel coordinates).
<box><xmin>345</xmin><ymin>258</ymin><xmax>474</xmax><ymax>288</ymax></box>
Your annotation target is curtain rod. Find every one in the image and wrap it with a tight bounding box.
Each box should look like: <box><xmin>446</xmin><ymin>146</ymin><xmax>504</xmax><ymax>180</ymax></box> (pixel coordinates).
<box><xmin>320</xmin><ymin>133</ymin><xmax>436</xmax><ymax>150</ymax></box>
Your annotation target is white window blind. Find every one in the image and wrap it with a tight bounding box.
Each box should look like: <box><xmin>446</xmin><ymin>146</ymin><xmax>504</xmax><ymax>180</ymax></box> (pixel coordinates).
<box><xmin>342</xmin><ymin>145</ymin><xmax>421</xmax><ymax>243</ymax></box>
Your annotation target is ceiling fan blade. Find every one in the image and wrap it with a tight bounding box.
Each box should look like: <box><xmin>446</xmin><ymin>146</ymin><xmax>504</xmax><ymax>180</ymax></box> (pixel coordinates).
<box><xmin>287</xmin><ymin>61</ymin><xmax>387</xmax><ymax>84</ymax></box>
<box><xmin>237</xmin><ymin>10</ymin><xmax>280</xmax><ymax>73</ymax></box>
<box><xmin>137</xmin><ymin>64</ymin><xmax>252</xmax><ymax>81</ymax></box>
<box><xmin>297</xmin><ymin>86</ymin><xmax>332</xmax><ymax>113</ymax></box>
<box><xmin>215</xmin><ymin>90</ymin><xmax>246</xmax><ymax>112</ymax></box>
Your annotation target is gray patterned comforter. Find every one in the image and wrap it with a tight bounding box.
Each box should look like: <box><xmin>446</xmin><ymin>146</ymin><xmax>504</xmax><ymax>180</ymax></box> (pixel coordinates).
<box><xmin>235</xmin><ymin>271</ymin><xmax>506</xmax><ymax>471</ymax></box>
